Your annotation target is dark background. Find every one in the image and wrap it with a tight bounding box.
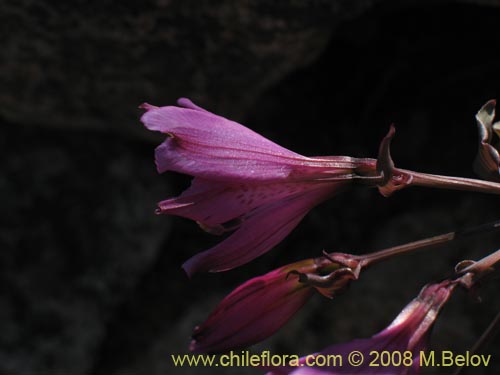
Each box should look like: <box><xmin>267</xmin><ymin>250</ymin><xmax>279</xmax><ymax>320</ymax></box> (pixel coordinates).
<box><xmin>1</xmin><ymin>1</ymin><xmax>500</xmax><ymax>374</ymax></box>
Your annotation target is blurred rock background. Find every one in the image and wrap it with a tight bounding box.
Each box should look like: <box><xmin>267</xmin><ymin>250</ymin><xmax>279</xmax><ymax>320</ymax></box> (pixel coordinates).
<box><xmin>1</xmin><ymin>1</ymin><xmax>500</xmax><ymax>374</ymax></box>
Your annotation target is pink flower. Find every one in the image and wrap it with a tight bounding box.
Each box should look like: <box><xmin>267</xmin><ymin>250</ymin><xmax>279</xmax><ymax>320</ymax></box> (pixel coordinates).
<box><xmin>267</xmin><ymin>280</ymin><xmax>457</xmax><ymax>375</ymax></box>
<box><xmin>190</xmin><ymin>254</ymin><xmax>359</xmax><ymax>353</ymax></box>
<box><xmin>140</xmin><ymin>98</ymin><xmax>375</xmax><ymax>276</ymax></box>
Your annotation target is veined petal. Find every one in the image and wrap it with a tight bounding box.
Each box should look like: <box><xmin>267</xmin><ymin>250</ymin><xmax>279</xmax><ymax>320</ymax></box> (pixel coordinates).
<box><xmin>191</xmin><ymin>259</ymin><xmax>318</xmax><ymax>353</ymax></box>
<box><xmin>141</xmin><ymin>99</ymin><xmax>358</xmax><ymax>181</ymax></box>
<box><xmin>182</xmin><ymin>184</ymin><xmax>342</xmax><ymax>276</ymax></box>
<box><xmin>157</xmin><ymin>178</ymin><xmax>329</xmax><ymax>231</ymax></box>
<box><xmin>191</xmin><ymin>256</ymin><xmax>352</xmax><ymax>354</ymax></box>
<box><xmin>267</xmin><ymin>281</ymin><xmax>456</xmax><ymax>375</ymax></box>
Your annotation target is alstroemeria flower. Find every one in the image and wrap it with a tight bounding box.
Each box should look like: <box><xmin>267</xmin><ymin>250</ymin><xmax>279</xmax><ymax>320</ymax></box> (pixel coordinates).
<box><xmin>140</xmin><ymin>98</ymin><xmax>377</xmax><ymax>276</ymax></box>
<box><xmin>474</xmin><ymin>100</ymin><xmax>500</xmax><ymax>182</ymax></box>
<box><xmin>267</xmin><ymin>280</ymin><xmax>457</xmax><ymax>375</ymax></box>
<box><xmin>191</xmin><ymin>253</ymin><xmax>360</xmax><ymax>353</ymax></box>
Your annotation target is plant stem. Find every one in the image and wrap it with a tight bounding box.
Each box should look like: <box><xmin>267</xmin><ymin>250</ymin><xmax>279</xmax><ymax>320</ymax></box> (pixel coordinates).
<box><xmin>453</xmin><ymin>311</ymin><xmax>500</xmax><ymax>375</ymax></box>
<box><xmin>459</xmin><ymin>248</ymin><xmax>500</xmax><ymax>275</ymax></box>
<box><xmin>470</xmin><ymin>311</ymin><xmax>500</xmax><ymax>355</ymax></box>
<box><xmin>401</xmin><ymin>169</ymin><xmax>500</xmax><ymax>195</ymax></box>
<box><xmin>353</xmin><ymin>219</ymin><xmax>500</xmax><ymax>268</ymax></box>
<box><xmin>357</xmin><ymin>232</ymin><xmax>454</xmax><ymax>267</ymax></box>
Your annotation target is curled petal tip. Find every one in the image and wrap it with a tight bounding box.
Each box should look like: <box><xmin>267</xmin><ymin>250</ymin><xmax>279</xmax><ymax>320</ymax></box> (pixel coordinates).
<box><xmin>484</xmin><ymin>99</ymin><xmax>497</xmax><ymax>107</ymax></box>
<box><xmin>138</xmin><ymin>102</ymin><xmax>158</xmax><ymax>111</ymax></box>
<box><xmin>177</xmin><ymin>97</ymin><xmax>210</xmax><ymax>112</ymax></box>
<box><xmin>477</xmin><ymin>100</ymin><xmax>496</xmax><ymax>120</ymax></box>
<box><xmin>374</xmin><ymin>123</ymin><xmax>414</xmax><ymax>197</ymax></box>
<box><xmin>181</xmin><ymin>261</ymin><xmax>196</xmax><ymax>279</ymax></box>
<box><xmin>177</xmin><ymin>97</ymin><xmax>194</xmax><ymax>106</ymax></box>
<box><xmin>474</xmin><ymin>100</ymin><xmax>500</xmax><ymax>181</ymax></box>
<box><xmin>455</xmin><ymin>259</ymin><xmax>475</xmax><ymax>274</ymax></box>
<box><xmin>182</xmin><ymin>253</ymin><xmax>221</xmax><ymax>278</ymax></box>
<box><xmin>476</xmin><ymin>100</ymin><xmax>497</xmax><ymax>128</ymax></box>
<box><xmin>377</xmin><ymin>124</ymin><xmax>396</xmax><ymax>183</ymax></box>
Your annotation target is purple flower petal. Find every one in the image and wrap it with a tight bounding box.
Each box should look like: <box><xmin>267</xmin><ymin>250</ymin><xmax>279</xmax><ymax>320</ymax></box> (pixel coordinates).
<box><xmin>182</xmin><ymin>184</ymin><xmax>341</xmax><ymax>276</ymax></box>
<box><xmin>267</xmin><ymin>281</ymin><xmax>456</xmax><ymax>375</ymax></box>
<box><xmin>191</xmin><ymin>255</ymin><xmax>359</xmax><ymax>353</ymax></box>
<box><xmin>140</xmin><ymin>99</ymin><xmax>377</xmax><ymax>272</ymax></box>
<box><xmin>191</xmin><ymin>259</ymin><xmax>318</xmax><ymax>353</ymax></box>
<box><xmin>140</xmin><ymin>101</ymin><xmax>357</xmax><ymax>181</ymax></box>
<box><xmin>157</xmin><ymin>178</ymin><xmax>328</xmax><ymax>232</ymax></box>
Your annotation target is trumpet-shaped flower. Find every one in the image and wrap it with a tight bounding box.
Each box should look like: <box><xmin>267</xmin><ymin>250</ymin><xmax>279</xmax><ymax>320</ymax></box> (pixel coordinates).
<box><xmin>267</xmin><ymin>280</ymin><xmax>457</xmax><ymax>375</ymax></box>
<box><xmin>190</xmin><ymin>254</ymin><xmax>359</xmax><ymax>353</ymax></box>
<box><xmin>140</xmin><ymin>98</ymin><xmax>376</xmax><ymax>276</ymax></box>
<box><xmin>141</xmin><ymin>99</ymin><xmax>500</xmax><ymax>275</ymax></box>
